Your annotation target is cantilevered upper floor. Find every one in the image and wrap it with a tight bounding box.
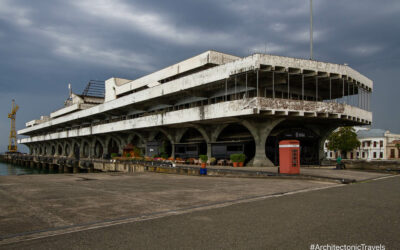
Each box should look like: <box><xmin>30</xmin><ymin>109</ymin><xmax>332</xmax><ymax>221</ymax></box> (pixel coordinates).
<box><xmin>18</xmin><ymin>50</ymin><xmax>373</xmax><ymax>140</ymax></box>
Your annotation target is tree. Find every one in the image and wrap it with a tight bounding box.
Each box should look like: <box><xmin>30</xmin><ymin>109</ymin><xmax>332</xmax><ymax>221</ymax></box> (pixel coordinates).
<box><xmin>327</xmin><ymin>127</ymin><xmax>360</xmax><ymax>159</ymax></box>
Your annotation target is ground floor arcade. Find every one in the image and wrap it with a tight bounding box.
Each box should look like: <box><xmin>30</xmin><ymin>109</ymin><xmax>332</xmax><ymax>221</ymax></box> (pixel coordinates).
<box><xmin>25</xmin><ymin>117</ymin><xmax>346</xmax><ymax>167</ymax></box>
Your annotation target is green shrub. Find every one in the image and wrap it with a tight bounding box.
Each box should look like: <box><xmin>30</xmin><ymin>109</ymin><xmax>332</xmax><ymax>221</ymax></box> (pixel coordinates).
<box><xmin>199</xmin><ymin>155</ymin><xmax>208</xmax><ymax>163</ymax></box>
<box><xmin>125</xmin><ymin>153</ymin><xmax>131</xmax><ymax>157</ymax></box>
<box><xmin>230</xmin><ymin>154</ymin><xmax>240</xmax><ymax>163</ymax></box>
<box><xmin>238</xmin><ymin>154</ymin><xmax>246</xmax><ymax>163</ymax></box>
<box><xmin>111</xmin><ymin>153</ymin><xmax>118</xmax><ymax>158</ymax></box>
<box><xmin>160</xmin><ymin>153</ymin><xmax>169</xmax><ymax>159</ymax></box>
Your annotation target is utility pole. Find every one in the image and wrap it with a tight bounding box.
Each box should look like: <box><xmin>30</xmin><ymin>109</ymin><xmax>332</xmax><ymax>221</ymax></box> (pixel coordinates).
<box><xmin>310</xmin><ymin>0</ymin><xmax>313</xmax><ymax>60</ymax></box>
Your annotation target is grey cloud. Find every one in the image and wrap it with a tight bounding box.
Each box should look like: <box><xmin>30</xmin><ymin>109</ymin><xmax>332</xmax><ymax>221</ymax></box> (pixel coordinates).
<box><xmin>1</xmin><ymin>0</ymin><xmax>400</xmax><ymax>152</ymax></box>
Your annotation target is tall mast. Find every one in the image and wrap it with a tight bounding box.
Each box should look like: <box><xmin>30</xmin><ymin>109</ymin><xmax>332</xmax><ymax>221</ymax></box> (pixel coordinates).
<box><xmin>310</xmin><ymin>0</ymin><xmax>313</xmax><ymax>60</ymax></box>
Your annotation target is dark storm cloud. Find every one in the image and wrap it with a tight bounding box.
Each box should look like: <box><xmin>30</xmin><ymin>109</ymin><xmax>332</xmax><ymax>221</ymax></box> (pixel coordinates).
<box><xmin>0</xmin><ymin>0</ymin><xmax>399</xmax><ymax>152</ymax></box>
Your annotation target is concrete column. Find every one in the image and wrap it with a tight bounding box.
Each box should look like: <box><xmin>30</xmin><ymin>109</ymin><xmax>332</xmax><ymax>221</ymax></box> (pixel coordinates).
<box><xmin>171</xmin><ymin>142</ymin><xmax>175</xmax><ymax>159</ymax></box>
<box><xmin>207</xmin><ymin>143</ymin><xmax>212</xmax><ymax>159</ymax></box>
<box><xmin>242</xmin><ymin>119</ymin><xmax>284</xmax><ymax>167</ymax></box>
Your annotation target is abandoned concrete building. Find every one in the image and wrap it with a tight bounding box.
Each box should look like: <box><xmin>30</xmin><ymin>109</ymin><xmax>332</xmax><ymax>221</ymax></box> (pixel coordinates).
<box><xmin>18</xmin><ymin>51</ymin><xmax>372</xmax><ymax>166</ymax></box>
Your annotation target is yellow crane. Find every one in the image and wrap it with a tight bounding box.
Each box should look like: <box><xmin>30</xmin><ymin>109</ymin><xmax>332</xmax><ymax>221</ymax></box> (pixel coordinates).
<box><xmin>8</xmin><ymin>99</ymin><xmax>19</xmax><ymax>153</ymax></box>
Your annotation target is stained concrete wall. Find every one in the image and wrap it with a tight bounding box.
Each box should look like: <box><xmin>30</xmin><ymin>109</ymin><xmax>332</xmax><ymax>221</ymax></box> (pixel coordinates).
<box><xmin>18</xmin><ymin>53</ymin><xmax>372</xmax><ymax>136</ymax></box>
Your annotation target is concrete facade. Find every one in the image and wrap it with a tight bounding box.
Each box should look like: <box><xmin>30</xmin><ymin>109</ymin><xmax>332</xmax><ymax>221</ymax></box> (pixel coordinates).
<box><xmin>18</xmin><ymin>51</ymin><xmax>373</xmax><ymax>167</ymax></box>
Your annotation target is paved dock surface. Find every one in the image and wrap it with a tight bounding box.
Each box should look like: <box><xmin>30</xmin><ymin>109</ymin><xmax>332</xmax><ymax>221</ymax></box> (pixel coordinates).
<box><xmin>0</xmin><ymin>172</ymin><xmax>398</xmax><ymax>249</ymax></box>
<box><xmin>182</xmin><ymin>164</ymin><xmax>391</xmax><ymax>182</ymax></box>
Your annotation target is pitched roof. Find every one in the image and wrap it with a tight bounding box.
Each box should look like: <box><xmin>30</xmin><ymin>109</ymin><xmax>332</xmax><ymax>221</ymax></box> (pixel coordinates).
<box><xmin>357</xmin><ymin>129</ymin><xmax>386</xmax><ymax>138</ymax></box>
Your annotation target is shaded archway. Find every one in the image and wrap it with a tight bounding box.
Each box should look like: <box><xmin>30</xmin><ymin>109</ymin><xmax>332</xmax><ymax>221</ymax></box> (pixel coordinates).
<box><xmin>94</xmin><ymin>140</ymin><xmax>104</xmax><ymax>158</ymax></box>
<box><xmin>82</xmin><ymin>141</ymin><xmax>90</xmax><ymax>158</ymax></box>
<box><xmin>57</xmin><ymin>144</ymin><xmax>63</xmax><ymax>155</ymax></box>
<box><xmin>107</xmin><ymin>138</ymin><xmax>119</xmax><ymax>156</ymax></box>
<box><xmin>73</xmin><ymin>143</ymin><xmax>80</xmax><ymax>160</ymax></box>
<box><xmin>51</xmin><ymin>145</ymin><xmax>56</xmax><ymax>155</ymax></box>
<box><xmin>214</xmin><ymin>124</ymin><xmax>255</xmax><ymax>164</ymax></box>
<box><xmin>65</xmin><ymin>143</ymin><xmax>70</xmax><ymax>157</ymax></box>
<box><xmin>266</xmin><ymin>124</ymin><xmax>319</xmax><ymax>165</ymax></box>
<box><xmin>175</xmin><ymin>128</ymin><xmax>207</xmax><ymax>159</ymax></box>
<box><xmin>147</xmin><ymin>132</ymin><xmax>172</xmax><ymax>158</ymax></box>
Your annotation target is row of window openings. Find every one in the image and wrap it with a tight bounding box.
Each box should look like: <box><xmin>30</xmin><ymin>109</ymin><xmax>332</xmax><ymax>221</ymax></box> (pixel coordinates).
<box><xmin>325</xmin><ymin>141</ymin><xmax>383</xmax><ymax>149</ymax></box>
<box><xmin>329</xmin><ymin>149</ymin><xmax>400</xmax><ymax>159</ymax></box>
<box><xmin>329</xmin><ymin>151</ymin><xmax>384</xmax><ymax>159</ymax></box>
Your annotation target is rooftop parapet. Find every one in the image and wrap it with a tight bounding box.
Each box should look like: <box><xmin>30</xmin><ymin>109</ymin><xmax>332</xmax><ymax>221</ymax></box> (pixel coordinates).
<box><xmin>105</xmin><ymin>50</ymin><xmax>240</xmax><ymax>102</ymax></box>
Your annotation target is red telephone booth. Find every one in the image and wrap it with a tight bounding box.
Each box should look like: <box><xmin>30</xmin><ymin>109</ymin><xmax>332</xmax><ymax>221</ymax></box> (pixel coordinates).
<box><xmin>279</xmin><ymin>140</ymin><xmax>300</xmax><ymax>174</ymax></box>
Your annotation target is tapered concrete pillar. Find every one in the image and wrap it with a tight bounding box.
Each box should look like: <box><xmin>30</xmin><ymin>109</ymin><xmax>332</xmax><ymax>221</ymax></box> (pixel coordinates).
<box><xmin>171</xmin><ymin>143</ymin><xmax>175</xmax><ymax>159</ymax></box>
<box><xmin>207</xmin><ymin>143</ymin><xmax>212</xmax><ymax>159</ymax></box>
<box><xmin>243</xmin><ymin>119</ymin><xmax>284</xmax><ymax>167</ymax></box>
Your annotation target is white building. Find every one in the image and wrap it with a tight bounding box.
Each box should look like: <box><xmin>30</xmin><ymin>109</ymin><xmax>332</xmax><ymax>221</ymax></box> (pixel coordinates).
<box><xmin>325</xmin><ymin>128</ymin><xmax>400</xmax><ymax>160</ymax></box>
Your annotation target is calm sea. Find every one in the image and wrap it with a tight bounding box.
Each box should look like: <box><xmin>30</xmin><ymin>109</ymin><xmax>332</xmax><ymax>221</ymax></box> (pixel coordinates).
<box><xmin>0</xmin><ymin>161</ymin><xmax>59</xmax><ymax>176</ymax></box>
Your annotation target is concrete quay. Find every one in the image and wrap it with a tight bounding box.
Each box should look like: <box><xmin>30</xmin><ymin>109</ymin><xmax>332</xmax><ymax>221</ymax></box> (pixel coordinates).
<box><xmin>0</xmin><ymin>172</ymin><xmax>343</xmax><ymax>246</ymax></box>
<box><xmin>0</xmin><ymin>154</ymin><xmax>391</xmax><ymax>184</ymax></box>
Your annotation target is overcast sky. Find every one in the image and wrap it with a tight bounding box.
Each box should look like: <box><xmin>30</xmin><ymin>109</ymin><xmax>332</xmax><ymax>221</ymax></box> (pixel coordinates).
<box><xmin>1</xmin><ymin>0</ymin><xmax>399</xmax><ymax>153</ymax></box>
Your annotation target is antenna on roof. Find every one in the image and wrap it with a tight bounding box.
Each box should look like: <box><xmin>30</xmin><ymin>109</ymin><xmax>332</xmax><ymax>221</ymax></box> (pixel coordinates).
<box><xmin>310</xmin><ymin>0</ymin><xmax>313</xmax><ymax>60</ymax></box>
<box><xmin>68</xmin><ymin>83</ymin><xmax>72</xmax><ymax>98</ymax></box>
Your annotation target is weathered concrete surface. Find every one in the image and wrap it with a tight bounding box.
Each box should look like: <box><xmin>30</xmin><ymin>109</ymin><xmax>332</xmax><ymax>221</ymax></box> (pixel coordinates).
<box><xmin>19</xmin><ymin>98</ymin><xmax>371</xmax><ymax>144</ymax></box>
<box><xmin>0</xmin><ymin>173</ymin><xmax>336</xmax><ymax>240</ymax></box>
<box><xmin>5</xmin><ymin>175</ymin><xmax>398</xmax><ymax>250</ymax></box>
<box><xmin>18</xmin><ymin>52</ymin><xmax>372</xmax><ymax>136</ymax></box>
<box><xmin>184</xmin><ymin>165</ymin><xmax>391</xmax><ymax>182</ymax></box>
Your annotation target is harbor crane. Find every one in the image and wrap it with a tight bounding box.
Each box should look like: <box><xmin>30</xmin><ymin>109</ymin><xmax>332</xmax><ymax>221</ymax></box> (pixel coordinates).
<box><xmin>8</xmin><ymin>99</ymin><xmax>19</xmax><ymax>153</ymax></box>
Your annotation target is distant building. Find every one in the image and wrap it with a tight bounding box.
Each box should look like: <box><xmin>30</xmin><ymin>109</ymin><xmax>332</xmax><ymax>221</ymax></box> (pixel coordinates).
<box><xmin>325</xmin><ymin>128</ymin><xmax>400</xmax><ymax>160</ymax></box>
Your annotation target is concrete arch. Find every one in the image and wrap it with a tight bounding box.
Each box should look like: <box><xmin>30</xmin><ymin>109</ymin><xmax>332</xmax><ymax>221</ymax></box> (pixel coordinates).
<box><xmin>93</xmin><ymin>137</ymin><xmax>105</xmax><ymax>158</ymax></box>
<box><xmin>56</xmin><ymin>142</ymin><xmax>63</xmax><ymax>156</ymax></box>
<box><xmin>175</xmin><ymin>128</ymin><xmax>189</xmax><ymax>144</ymax></box>
<box><xmin>126</xmin><ymin>132</ymin><xmax>146</xmax><ymax>146</ymax></box>
<box><xmin>180</xmin><ymin>125</ymin><xmax>211</xmax><ymax>143</ymax></box>
<box><xmin>149</xmin><ymin>128</ymin><xmax>175</xmax><ymax>144</ymax></box>
<box><xmin>50</xmin><ymin>143</ymin><xmax>56</xmax><ymax>156</ymax></box>
<box><xmin>80</xmin><ymin>138</ymin><xmax>92</xmax><ymax>158</ymax></box>
<box><xmin>72</xmin><ymin>140</ymin><xmax>80</xmax><ymax>159</ymax></box>
<box><xmin>147</xmin><ymin>128</ymin><xmax>174</xmax><ymax>158</ymax></box>
<box><xmin>63</xmin><ymin>140</ymin><xmax>72</xmax><ymax>157</ymax></box>
<box><xmin>105</xmin><ymin>135</ymin><xmax>122</xmax><ymax>155</ymax></box>
<box><xmin>210</xmin><ymin>124</ymin><xmax>230</xmax><ymax>142</ymax></box>
<box><xmin>43</xmin><ymin>143</ymin><xmax>48</xmax><ymax>156</ymax></box>
<box><xmin>127</xmin><ymin>131</ymin><xmax>146</xmax><ymax>144</ymax></box>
